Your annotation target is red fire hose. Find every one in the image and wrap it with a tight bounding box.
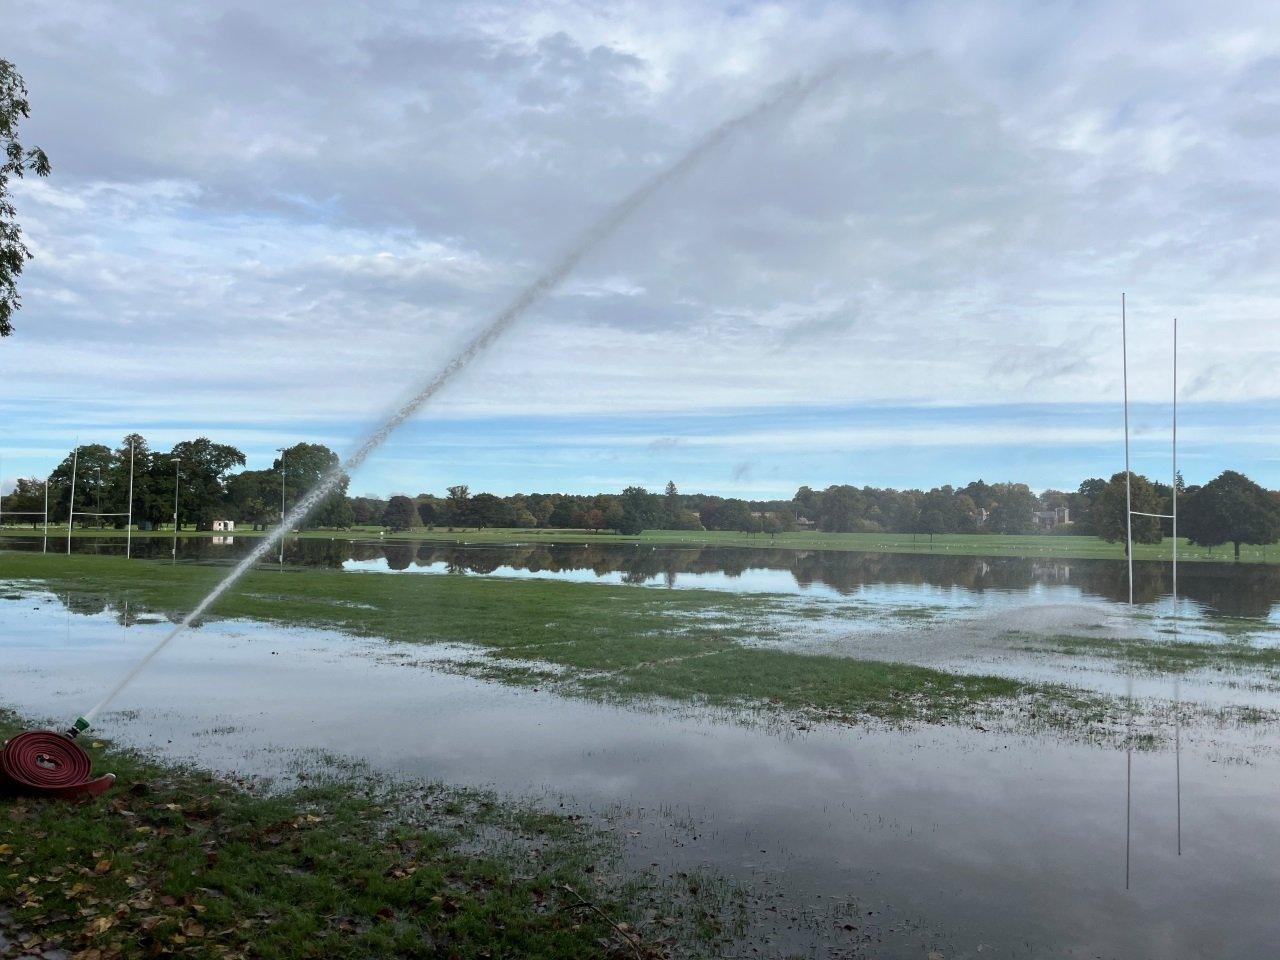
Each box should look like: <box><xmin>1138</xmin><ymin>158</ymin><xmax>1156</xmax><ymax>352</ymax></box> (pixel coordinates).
<box><xmin>0</xmin><ymin>731</ymin><xmax>115</xmax><ymax>799</ymax></box>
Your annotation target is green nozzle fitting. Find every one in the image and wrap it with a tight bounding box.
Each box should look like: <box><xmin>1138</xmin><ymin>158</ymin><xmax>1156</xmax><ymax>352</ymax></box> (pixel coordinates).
<box><xmin>66</xmin><ymin>716</ymin><xmax>91</xmax><ymax>739</ymax></box>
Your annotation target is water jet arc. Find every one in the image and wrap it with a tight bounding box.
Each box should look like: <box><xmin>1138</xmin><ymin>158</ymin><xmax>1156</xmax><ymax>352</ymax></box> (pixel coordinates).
<box><xmin>75</xmin><ymin>64</ymin><xmax>843</xmax><ymax>730</ymax></box>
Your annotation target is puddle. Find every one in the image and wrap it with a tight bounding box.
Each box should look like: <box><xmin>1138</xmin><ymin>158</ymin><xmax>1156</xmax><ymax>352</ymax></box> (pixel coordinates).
<box><xmin>3</xmin><ymin>590</ymin><xmax>1279</xmax><ymax>957</ymax></box>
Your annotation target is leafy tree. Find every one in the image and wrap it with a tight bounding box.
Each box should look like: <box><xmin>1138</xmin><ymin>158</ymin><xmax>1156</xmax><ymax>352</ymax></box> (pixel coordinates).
<box><xmin>705</xmin><ymin>498</ymin><xmax>759</xmax><ymax>533</ymax></box>
<box><xmin>446</xmin><ymin>485</ymin><xmax>471</xmax><ymax>525</ymax></box>
<box><xmin>350</xmin><ymin>497</ymin><xmax>388</xmax><ymax>526</ymax></box>
<box><xmin>169</xmin><ymin>438</ymin><xmax>246</xmax><ymax>530</ymax></box>
<box><xmin>276</xmin><ymin>443</ymin><xmax>351</xmax><ymax>528</ymax></box>
<box><xmin>225</xmin><ymin>469</ymin><xmax>277</xmax><ymax>529</ymax></box>
<box><xmin>416</xmin><ymin>496</ymin><xmax>443</xmax><ymax>527</ymax></box>
<box><xmin>1095</xmin><ymin>472</ymin><xmax>1163</xmax><ymax>550</ymax></box>
<box><xmin>817</xmin><ymin>485</ymin><xmax>863</xmax><ymax>532</ymax></box>
<box><xmin>662</xmin><ymin>481</ymin><xmax>682</xmax><ymax>528</ymax></box>
<box><xmin>962</xmin><ymin>480</ymin><xmax>996</xmax><ymax>513</ymax></box>
<box><xmin>2</xmin><ymin>476</ymin><xmax>45</xmax><ymax>526</ymax></box>
<box><xmin>46</xmin><ymin>444</ymin><xmax>113</xmax><ymax>527</ymax></box>
<box><xmin>1071</xmin><ymin>478</ymin><xmax>1108</xmax><ymax>536</ymax></box>
<box><xmin>469</xmin><ymin>493</ymin><xmax>514</xmax><ymax>529</ymax></box>
<box><xmin>617</xmin><ymin>485</ymin><xmax>659</xmax><ymax>534</ymax></box>
<box><xmin>1182</xmin><ymin>470</ymin><xmax>1280</xmax><ymax>560</ymax></box>
<box><xmin>383</xmin><ymin>495</ymin><xmax>421</xmax><ymax>531</ymax></box>
<box><xmin>548</xmin><ymin>498</ymin><xmax>576</xmax><ymax>528</ymax></box>
<box><xmin>1</xmin><ymin>60</ymin><xmax>51</xmax><ymax>338</ymax></box>
<box><xmin>918</xmin><ymin>488</ymin><xmax>958</xmax><ymax>541</ymax></box>
<box><xmin>987</xmin><ymin>483</ymin><xmax>1038</xmax><ymax>535</ymax></box>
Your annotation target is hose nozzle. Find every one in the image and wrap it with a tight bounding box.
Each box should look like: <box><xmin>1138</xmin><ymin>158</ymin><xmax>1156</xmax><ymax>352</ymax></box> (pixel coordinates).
<box><xmin>65</xmin><ymin>716</ymin><xmax>91</xmax><ymax>740</ymax></box>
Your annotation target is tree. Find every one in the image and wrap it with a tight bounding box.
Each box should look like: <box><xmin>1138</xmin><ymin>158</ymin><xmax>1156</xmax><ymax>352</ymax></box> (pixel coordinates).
<box><xmin>1072</xmin><ymin>478</ymin><xmax>1108</xmax><ymax>536</ymax></box>
<box><xmin>918</xmin><ymin>488</ymin><xmax>958</xmax><ymax>541</ymax></box>
<box><xmin>792</xmin><ymin>486</ymin><xmax>821</xmax><ymax>524</ymax></box>
<box><xmin>416</xmin><ymin>496</ymin><xmax>444</xmax><ymax>527</ymax></box>
<box><xmin>446</xmin><ymin>485</ymin><xmax>471</xmax><ymax>525</ymax></box>
<box><xmin>383</xmin><ymin>495</ymin><xmax>422</xmax><ymax>531</ymax></box>
<box><xmin>662</xmin><ymin>481</ymin><xmax>681</xmax><ymax>528</ymax></box>
<box><xmin>225</xmin><ymin>469</ymin><xmax>277</xmax><ymax>529</ymax></box>
<box><xmin>817</xmin><ymin>486</ymin><xmax>864</xmax><ymax>532</ymax></box>
<box><xmin>705</xmin><ymin>498</ymin><xmax>759</xmax><ymax>533</ymax></box>
<box><xmin>987</xmin><ymin>483</ymin><xmax>1038</xmax><ymax>535</ymax></box>
<box><xmin>1094</xmin><ymin>472</ymin><xmax>1163</xmax><ymax>550</ymax></box>
<box><xmin>469</xmin><ymin>493</ymin><xmax>514</xmax><ymax>528</ymax></box>
<box><xmin>46</xmin><ymin>444</ymin><xmax>113</xmax><ymax>527</ymax></box>
<box><xmin>1182</xmin><ymin>470</ymin><xmax>1280</xmax><ymax>560</ymax></box>
<box><xmin>1</xmin><ymin>60</ymin><xmax>51</xmax><ymax>337</ymax></box>
<box><xmin>276</xmin><ymin>443</ymin><xmax>351</xmax><ymax>528</ymax></box>
<box><xmin>168</xmin><ymin>438</ymin><xmax>246</xmax><ymax>530</ymax></box>
<box><xmin>350</xmin><ymin>497</ymin><xmax>388</xmax><ymax>526</ymax></box>
<box><xmin>617</xmin><ymin>485</ymin><xmax>659</xmax><ymax>534</ymax></box>
<box><xmin>548</xmin><ymin>498</ymin><xmax>576</xmax><ymax>528</ymax></box>
<box><xmin>3</xmin><ymin>476</ymin><xmax>44</xmax><ymax>527</ymax></box>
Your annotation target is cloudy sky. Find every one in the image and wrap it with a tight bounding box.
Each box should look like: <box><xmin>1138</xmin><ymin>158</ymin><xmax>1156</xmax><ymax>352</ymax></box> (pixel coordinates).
<box><xmin>3</xmin><ymin>1</ymin><xmax>1278</xmax><ymax>499</ymax></box>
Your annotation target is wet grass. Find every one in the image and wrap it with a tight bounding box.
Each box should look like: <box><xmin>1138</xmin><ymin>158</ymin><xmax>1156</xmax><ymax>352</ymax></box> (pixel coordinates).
<box><xmin>1024</xmin><ymin>631</ymin><xmax>1280</xmax><ymax>676</ymax></box>
<box><xmin>13</xmin><ymin>524</ymin><xmax>1280</xmax><ymax>564</ymax></box>
<box><xmin>0</xmin><ymin>708</ymin><xmax>737</xmax><ymax>959</ymax></box>
<box><xmin>0</xmin><ymin>552</ymin><xmax>1096</xmax><ymax>728</ymax></box>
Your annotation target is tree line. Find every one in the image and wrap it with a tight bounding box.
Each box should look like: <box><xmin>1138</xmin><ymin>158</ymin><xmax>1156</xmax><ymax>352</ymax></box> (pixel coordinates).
<box><xmin>2</xmin><ymin>435</ymin><xmax>351</xmax><ymax>531</ymax></box>
<box><xmin>5</xmin><ymin>436</ymin><xmax>1279</xmax><ymax>558</ymax></box>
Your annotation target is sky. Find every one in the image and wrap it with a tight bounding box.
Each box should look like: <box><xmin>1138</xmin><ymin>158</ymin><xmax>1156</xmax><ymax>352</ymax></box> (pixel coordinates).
<box><xmin>2</xmin><ymin>0</ymin><xmax>1278</xmax><ymax>500</ymax></box>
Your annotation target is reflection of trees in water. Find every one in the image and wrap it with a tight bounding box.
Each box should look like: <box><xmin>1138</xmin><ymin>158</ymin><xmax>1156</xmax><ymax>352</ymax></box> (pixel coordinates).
<box><xmin>46</xmin><ymin>587</ymin><xmax>182</xmax><ymax>627</ymax></box>
<box><xmin>389</xmin><ymin>543</ymin><xmax>1280</xmax><ymax>619</ymax></box>
<box><xmin>382</xmin><ymin>542</ymin><xmax>415</xmax><ymax>571</ymax></box>
<box><xmin>51</xmin><ymin>588</ymin><xmax>109</xmax><ymax>617</ymax></box>
<box><xmin>14</xmin><ymin>532</ymin><xmax>1280</xmax><ymax>620</ymax></box>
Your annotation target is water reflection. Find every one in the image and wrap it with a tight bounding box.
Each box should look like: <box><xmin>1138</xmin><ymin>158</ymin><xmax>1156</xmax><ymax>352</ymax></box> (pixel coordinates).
<box><xmin>6</xmin><ymin>534</ymin><xmax>1280</xmax><ymax>619</ymax></box>
<box><xmin>0</xmin><ymin>589</ymin><xmax>1271</xmax><ymax>959</ymax></box>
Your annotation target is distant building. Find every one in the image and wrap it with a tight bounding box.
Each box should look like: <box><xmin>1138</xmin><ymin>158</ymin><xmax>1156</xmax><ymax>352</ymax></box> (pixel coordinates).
<box><xmin>212</xmin><ymin>519</ymin><xmax>235</xmax><ymax>532</ymax></box>
<box><xmin>1033</xmin><ymin>507</ymin><xmax>1070</xmax><ymax>529</ymax></box>
<box><xmin>795</xmin><ymin>516</ymin><xmax>816</xmax><ymax>529</ymax></box>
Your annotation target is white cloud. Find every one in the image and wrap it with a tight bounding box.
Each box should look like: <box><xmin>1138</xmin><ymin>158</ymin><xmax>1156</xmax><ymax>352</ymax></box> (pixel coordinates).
<box><xmin>2</xmin><ymin>0</ymin><xmax>1278</xmax><ymax>490</ymax></box>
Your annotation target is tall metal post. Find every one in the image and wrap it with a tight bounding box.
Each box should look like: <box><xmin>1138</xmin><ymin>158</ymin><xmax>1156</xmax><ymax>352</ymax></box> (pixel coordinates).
<box><xmin>43</xmin><ymin>478</ymin><xmax>49</xmax><ymax>553</ymax></box>
<box><xmin>67</xmin><ymin>446</ymin><xmax>79</xmax><ymax>556</ymax></box>
<box><xmin>1122</xmin><ymin>294</ymin><xmax>1134</xmax><ymax>604</ymax></box>
<box><xmin>126</xmin><ymin>439</ymin><xmax>136</xmax><ymax>559</ymax></box>
<box><xmin>171</xmin><ymin>458</ymin><xmax>181</xmax><ymax>564</ymax></box>
<box><xmin>1171</xmin><ymin>318</ymin><xmax>1178</xmax><ymax>608</ymax></box>
<box><xmin>276</xmin><ymin>446</ymin><xmax>287</xmax><ymax>565</ymax></box>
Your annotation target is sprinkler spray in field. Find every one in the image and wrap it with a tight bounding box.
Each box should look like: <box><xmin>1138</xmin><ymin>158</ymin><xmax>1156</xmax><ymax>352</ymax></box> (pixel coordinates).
<box><xmin>62</xmin><ymin>63</ymin><xmax>844</xmax><ymax>741</ymax></box>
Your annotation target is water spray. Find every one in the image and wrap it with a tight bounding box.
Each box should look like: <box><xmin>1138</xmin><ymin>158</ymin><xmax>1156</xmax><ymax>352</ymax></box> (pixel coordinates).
<box><xmin>1</xmin><ymin>65</ymin><xmax>845</xmax><ymax>792</ymax></box>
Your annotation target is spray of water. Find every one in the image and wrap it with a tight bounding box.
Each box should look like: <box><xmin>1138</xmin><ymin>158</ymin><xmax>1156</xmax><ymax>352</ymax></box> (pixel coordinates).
<box><xmin>79</xmin><ymin>64</ymin><xmax>841</xmax><ymax>726</ymax></box>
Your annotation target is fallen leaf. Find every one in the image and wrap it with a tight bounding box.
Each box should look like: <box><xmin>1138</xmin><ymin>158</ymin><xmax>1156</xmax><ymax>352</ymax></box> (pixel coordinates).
<box><xmin>87</xmin><ymin>916</ymin><xmax>116</xmax><ymax>935</ymax></box>
<box><xmin>94</xmin><ymin>861</ymin><xmax>112</xmax><ymax>875</ymax></box>
<box><xmin>180</xmin><ymin>919</ymin><xmax>206</xmax><ymax>938</ymax></box>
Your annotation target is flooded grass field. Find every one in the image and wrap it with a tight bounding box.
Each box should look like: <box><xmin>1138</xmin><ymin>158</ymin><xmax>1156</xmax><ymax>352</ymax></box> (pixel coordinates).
<box><xmin>4</xmin><ymin>541</ymin><xmax>1280</xmax><ymax>957</ymax></box>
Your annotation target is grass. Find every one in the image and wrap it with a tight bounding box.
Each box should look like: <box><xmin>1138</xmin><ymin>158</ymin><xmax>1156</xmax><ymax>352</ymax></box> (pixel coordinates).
<box><xmin>0</xmin><ymin>551</ymin><xmax>1090</xmax><ymax>729</ymax></box>
<box><xmin>9</xmin><ymin>524</ymin><xmax>1280</xmax><ymax>565</ymax></box>
<box><xmin>1023</xmin><ymin>631</ymin><xmax>1280</xmax><ymax>676</ymax></box>
<box><xmin>0</xmin><ymin>709</ymin><xmax>737</xmax><ymax>960</ymax></box>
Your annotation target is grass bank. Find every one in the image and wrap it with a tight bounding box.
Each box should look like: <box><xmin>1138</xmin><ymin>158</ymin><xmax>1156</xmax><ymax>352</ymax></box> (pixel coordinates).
<box><xmin>0</xmin><ymin>552</ymin><xmax>1097</xmax><ymax>729</ymax></box>
<box><xmin>0</xmin><ymin>709</ymin><xmax>736</xmax><ymax>960</ymax></box>
<box><xmin>9</xmin><ymin>525</ymin><xmax>1280</xmax><ymax>564</ymax></box>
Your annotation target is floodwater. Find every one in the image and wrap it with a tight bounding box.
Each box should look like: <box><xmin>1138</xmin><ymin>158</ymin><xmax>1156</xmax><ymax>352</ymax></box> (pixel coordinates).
<box><xmin>2</xmin><ymin>587</ymin><xmax>1279</xmax><ymax>959</ymax></box>
<box><xmin>5</xmin><ymin>532</ymin><xmax>1280</xmax><ymax>620</ymax></box>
